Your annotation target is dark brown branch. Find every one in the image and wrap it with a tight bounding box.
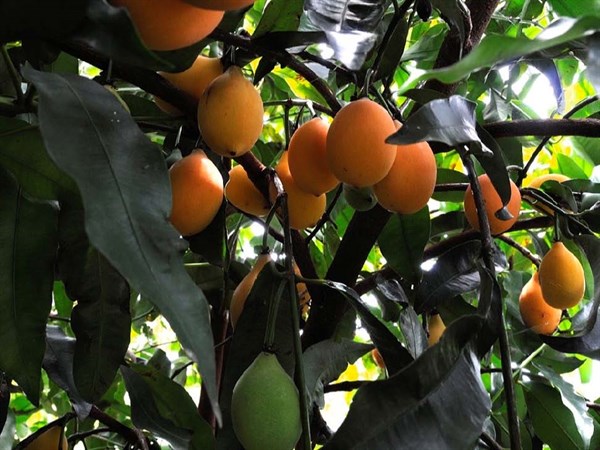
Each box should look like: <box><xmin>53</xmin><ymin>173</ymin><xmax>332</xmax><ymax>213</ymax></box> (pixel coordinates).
<box><xmin>497</xmin><ymin>234</ymin><xmax>541</xmax><ymax>267</ymax></box>
<box><xmin>89</xmin><ymin>405</ymin><xmax>149</xmax><ymax>449</ymax></box>
<box><xmin>485</xmin><ymin>118</ymin><xmax>600</xmax><ymax>138</ymax></box>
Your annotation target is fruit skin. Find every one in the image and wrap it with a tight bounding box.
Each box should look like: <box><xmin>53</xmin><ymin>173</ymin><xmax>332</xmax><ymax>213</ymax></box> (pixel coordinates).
<box><xmin>183</xmin><ymin>0</ymin><xmax>255</xmax><ymax>10</ymax></box>
<box><xmin>343</xmin><ymin>184</ymin><xmax>378</xmax><ymax>211</ymax></box>
<box><xmin>326</xmin><ymin>98</ymin><xmax>397</xmax><ymax>187</ymax></box>
<box><xmin>288</xmin><ymin>118</ymin><xmax>339</xmax><ymax>195</ymax></box>
<box><xmin>371</xmin><ymin>348</ymin><xmax>385</xmax><ymax>369</ymax></box>
<box><xmin>155</xmin><ymin>56</ymin><xmax>223</xmax><ymax>115</ymax></box>
<box><xmin>527</xmin><ymin>173</ymin><xmax>570</xmax><ymax>189</ymax></box>
<box><xmin>169</xmin><ymin>149</ymin><xmax>224</xmax><ymax>236</ymax></box>
<box><xmin>23</xmin><ymin>426</ymin><xmax>68</xmax><ymax>450</ymax></box>
<box><xmin>427</xmin><ymin>314</ymin><xmax>446</xmax><ymax>346</ymax></box>
<box><xmin>463</xmin><ymin>174</ymin><xmax>522</xmax><ymax>235</ymax></box>
<box><xmin>519</xmin><ymin>272</ymin><xmax>562</xmax><ymax>335</ymax></box>
<box><xmin>232</xmin><ymin>352</ymin><xmax>301</xmax><ymax>450</ymax></box>
<box><xmin>271</xmin><ymin>157</ymin><xmax>327</xmax><ymax>230</ymax></box>
<box><xmin>538</xmin><ymin>241</ymin><xmax>585</xmax><ymax>309</ymax></box>
<box><xmin>373</xmin><ymin>132</ymin><xmax>437</xmax><ymax>214</ymax></box>
<box><xmin>197</xmin><ymin>65</ymin><xmax>264</xmax><ymax>157</ymax></box>
<box><xmin>112</xmin><ymin>0</ymin><xmax>224</xmax><ymax>51</ymax></box>
<box><xmin>225</xmin><ymin>164</ymin><xmax>271</xmax><ymax>217</ymax></box>
<box><xmin>230</xmin><ymin>252</ymin><xmax>271</xmax><ymax>328</ymax></box>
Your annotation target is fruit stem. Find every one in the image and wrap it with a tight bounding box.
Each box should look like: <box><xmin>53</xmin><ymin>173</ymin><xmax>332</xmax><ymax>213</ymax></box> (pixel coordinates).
<box><xmin>461</xmin><ymin>152</ymin><xmax>522</xmax><ymax>450</ymax></box>
<box><xmin>263</xmin><ymin>279</ymin><xmax>287</xmax><ymax>350</ymax></box>
<box><xmin>281</xmin><ymin>193</ymin><xmax>312</xmax><ymax>450</ymax></box>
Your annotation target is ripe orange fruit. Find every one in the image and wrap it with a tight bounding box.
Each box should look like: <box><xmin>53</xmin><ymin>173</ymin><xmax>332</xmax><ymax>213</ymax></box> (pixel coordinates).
<box><xmin>463</xmin><ymin>174</ymin><xmax>521</xmax><ymax>235</ymax></box>
<box><xmin>427</xmin><ymin>314</ymin><xmax>446</xmax><ymax>346</ymax></box>
<box><xmin>183</xmin><ymin>0</ymin><xmax>255</xmax><ymax>10</ymax></box>
<box><xmin>288</xmin><ymin>118</ymin><xmax>339</xmax><ymax>196</ymax></box>
<box><xmin>538</xmin><ymin>241</ymin><xmax>585</xmax><ymax>309</ymax></box>
<box><xmin>232</xmin><ymin>352</ymin><xmax>301</xmax><ymax>450</ymax></box>
<box><xmin>225</xmin><ymin>164</ymin><xmax>270</xmax><ymax>217</ymax></box>
<box><xmin>155</xmin><ymin>55</ymin><xmax>224</xmax><ymax>115</ymax></box>
<box><xmin>23</xmin><ymin>426</ymin><xmax>68</xmax><ymax>450</ymax></box>
<box><xmin>373</xmin><ymin>123</ymin><xmax>437</xmax><ymax>214</ymax></box>
<box><xmin>112</xmin><ymin>0</ymin><xmax>224</xmax><ymax>51</ymax></box>
<box><xmin>326</xmin><ymin>98</ymin><xmax>396</xmax><ymax>187</ymax></box>
<box><xmin>169</xmin><ymin>150</ymin><xmax>223</xmax><ymax>236</ymax></box>
<box><xmin>197</xmin><ymin>65</ymin><xmax>264</xmax><ymax>157</ymax></box>
<box><xmin>230</xmin><ymin>252</ymin><xmax>271</xmax><ymax>328</ymax></box>
<box><xmin>526</xmin><ymin>173</ymin><xmax>570</xmax><ymax>189</ymax></box>
<box><xmin>271</xmin><ymin>160</ymin><xmax>327</xmax><ymax>230</ymax></box>
<box><xmin>519</xmin><ymin>272</ymin><xmax>562</xmax><ymax>335</ymax></box>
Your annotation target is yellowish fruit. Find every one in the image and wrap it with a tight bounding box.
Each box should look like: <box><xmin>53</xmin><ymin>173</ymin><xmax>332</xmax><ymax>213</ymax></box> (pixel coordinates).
<box><xmin>23</xmin><ymin>426</ymin><xmax>68</xmax><ymax>450</ymax></box>
<box><xmin>326</xmin><ymin>98</ymin><xmax>397</xmax><ymax>187</ymax></box>
<box><xmin>230</xmin><ymin>252</ymin><xmax>271</xmax><ymax>328</ymax></box>
<box><xmin>427</xmin><ymin>314</ymin><xmax>446</xmax><ymax>346</ymax></box>
<box><xmin>527</xmin><ymin>173</ymin><xmax>570</xmax><ymax>189</ymax></box>
<box><xmin>519</xmin><ymin>272</ymin><xmax>562</xmax><ymax>335</ymax></box>
<box><xmin>371</xmin><ymin>348</ymin><xmax>385</xmax><ymax>370</ymax></box>
<box><xmin>155</xmin><ymin>55</ymin><xmax>224</xmax><ymax>115</ymax></box>
<box><xmin>197</xmin><ymin>65</ymin><xmax>264</xmax><ymax>157</ymax></box>
<box><xmin>225</xmin><ymin>164</ymin><xmax>270</xmax><ymax>217</ymax></box>
<box><xmin>463</xmin><ymin>174</ymin><xmax>521</xmax><ymax>235</ymax></box>
<box><xmin>112</xmin><ymin>0</ymin><xmax>224</xmax><ymax>51</ymax></box>
<box><xmin>183</xmin><ymin>0</ymin><xmax>255</xmax><ymax>10</ymax></box>
<box><xmin>373</xmin><ymin>126</ymin><xmax>437</xmax><ymax>214</ymax></box>
<box><xmin>288</xmin><ymin>118</ymin><xmax>339</xmax><ymax>195</ymax></box>
<box><xmin>169</xmin><ymin>150</ymin><xmax>223</xmax><ymax>236</ymax></box>
<box><xmin>271</xmin><ymin>160</ymin><xmax>327</xmax><ymax>230</ymax></box>
<box><xmin>232</xmin><ymin>352</ymin><xmax>301</xmax><ymax>450</ymax></box>
<box><xmin>538</xmin><ymin>241</ymin><xmax>585</xmax><ymax>309</ymax></box>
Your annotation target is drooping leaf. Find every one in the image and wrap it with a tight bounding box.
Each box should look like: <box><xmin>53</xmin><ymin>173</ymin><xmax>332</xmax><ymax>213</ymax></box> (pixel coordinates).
<box><xmin>23</xmin><ymin>66</ymin><xmax>220</xmax><ymax>420</ymax></box>
<box><xmin>371</xmin><ymin>276</ymin><xmax>407</xmax><ymax>322</ymax></box>
<box><xmin>43</xmin><ymin>326</ymin><xmax>93</xmax><ymax>419</ymax></box>
<box><xmin>429</xmin><ymin>0</ymin><xmax>470</xmax><ymax>47</ymax></box>
<box><xmin>303</xmin><ymin>339</ymin><xmax>373</xmax><ymax>407</ymax></box>
<box><xmin>303</xmin><ymin>0</ymin><xmax>388</xmax><ymax>70</ymax></box>
<box><xmin>253</xmin><ymin>0</ymin><xmax>305</xmax><ymax>37</ymax></box>
<box><xmin>324</xmin><ymin>315</ymin><xmax>490</xmax><ymax>450</ymax></box>
<box><xmin>0</xmin><ymin>167</ymin><xmax>58</xmax><ymax>404</ymax></box>
<box><xmin>397</xmin><ymin>305</ymin><xmax>428</xmax><ymax>359</ymax></box>
<box><xmin>373</xmin><ymin>17</ymin><xmax>410</xmax><ymax>81</ymax></box>
<box><xmin>378</xmin><ymin>208</ymin><xmax>430</xmax><ymax>283</ymax></box>
<box><xmin>523</xmin><ymin>381</ymin><xmax>589</xmax><ymax>450</ymax></box>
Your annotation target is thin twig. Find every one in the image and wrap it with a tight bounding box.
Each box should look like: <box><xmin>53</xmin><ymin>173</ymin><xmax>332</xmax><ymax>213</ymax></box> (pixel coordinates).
<box><xmin>305</xmin><ymin>184</ymin><xmax>344</xmax><ymax>243</ymax></box>
<box><xmin>480</xmin><ymin>431</ymin><xmax>505</xmax><ymax>450</ymax></box>
<box><xmin>497</xmin><ymin>234</ymin><xmax>541</xmax><ymax>267</ymax></box>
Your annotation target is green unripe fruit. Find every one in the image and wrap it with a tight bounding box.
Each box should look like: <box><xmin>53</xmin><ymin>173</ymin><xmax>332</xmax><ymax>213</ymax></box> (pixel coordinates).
<box><xmin>343</xmin><ymin>183</ymin><xmax>378</xmax><ymax>211</ymax></box>
<box><xmin>231</xmin><ymin>352</ymin><xmax>301</xmax><ymax>450</ymax></box>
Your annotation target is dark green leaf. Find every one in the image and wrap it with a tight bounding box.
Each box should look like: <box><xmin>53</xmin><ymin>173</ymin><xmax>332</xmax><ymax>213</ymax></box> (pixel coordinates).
<box><xmin>187</xmin><ymin>202</ymin><xmax>225</xmax><ymax>267</ymax></box>
<box><xmin>324</xmin><ymin>315</ymin><xmax>490</xmax><ymax>450</ymax></box>
<box><xmin>24</xmin><ymin>66</ymin><xmax>220</xmax><ymax>420</ymax></box>
<box><xmin>432</xmin><ymin>169</ymin><xmax>468</xmax><ymax>203</ymax></box>
<box><xmin>398</xmin><ymin>305</ymin><xmax>428</xmax><ymax>358</ymax></box>
<box><xmin>430</xmin><ymin>0</ymin><xmax>470</xmax><ymax>46</ymax></box>
<box><xmin>43</xmin><ymin>326</ymin><xmax>92</xmax><ymax>419</ymax></box>
<box><xmin>374</xmin><ymin>17</ymin><xmax>410</xmax><ymax>81</ymax></box>
<box><xmin>303</xmin><ymin>339</ymin><xmax>373</xmax><ymax>407</ymax></box>
<box><xmin>0</xmin><ymin>167</ymin><xmax>58</xmax><ymax>404</ymax></box>
<box><xmin>253</xmin><ymin>31</ymin><xmax>327</xmax><ymax>51</ymax></box>
<box><xmin>378</xmin><ymin>208</ymin><xmax>430</xmax><ymax>282</ymax></box>
<box><xmin>254</xmin><ymin>0</ymin><xmax>306</xmax><ymax>37</ymax></box>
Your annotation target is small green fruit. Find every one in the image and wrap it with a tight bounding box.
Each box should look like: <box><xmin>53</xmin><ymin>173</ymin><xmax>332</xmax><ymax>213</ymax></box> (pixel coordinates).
<box><xmin>343</xmin><ymin>183</ymin><xmax>378</xmax><ymax>211</ymax></box>
<box><xmin>231</xmin><ymin>352</ymin><xmax>301</xmax><ymax>450</ymax></box>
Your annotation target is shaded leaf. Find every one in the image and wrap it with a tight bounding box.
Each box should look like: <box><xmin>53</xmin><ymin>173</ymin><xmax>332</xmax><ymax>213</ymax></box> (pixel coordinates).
<box><xmin>43</xmin><ymin>326</ymin><xmax>92</xmax><ymax>419</ymax></box>
<box><xmin>432</xmin><ymin>169</ymin><xmax>468</xmax><ymax>203</ymax></box>
<box><xmin>303</xmin><ymin>339</ymin><xmax>373</xmax><ymax>407</ymax></box>
<box><xmin>24</xmin><ymin>66</ymin><xmax>220</xmax><ymax>420</ymax></box>
<box><xmin>254</xmin><ymin>0</ymin><xmax>305</xmax><ymax>37</ymax></box>
<box><xmin>0</xmin><ymin>167</ymin><xmax>58</xmax><ymax>404</ymax></box>
<box><xmin>430</xmin><ymin>0</ymin><xmax>470</xmax><ymax>47</ymax></box>
<box><xmin>324</xmin><ymin>315</ymin><xmax>490</xmax><ymax>450</ymax></box>
<box><xmin>374</xmin><ymin>17</ymin><xmax>410</xmax><ymax>81</ymax></box>
<box><xmin>397</xmin><ymin>305</ymin><xmax>428</xmax><ymax>358</ymax></box>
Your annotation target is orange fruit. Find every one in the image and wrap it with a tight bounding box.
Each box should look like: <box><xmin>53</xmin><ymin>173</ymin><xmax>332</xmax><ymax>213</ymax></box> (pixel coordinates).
<box><xmin>427</xmin><ymin>314</ymin><xmax>446</xmax><ymax>346</ymax></box>
<box><xmin>183</xmin><ymin>0</ymin><xmax>255</xmax><ymax>10</ymax></box>
<box><xmin>519</xmin><ymin>272</ymin><xmax>562</xmax><ymax>335</ymax></box>
<box><xmin>112</xmin><ymin>0</ymin><xmax>224</xmax><ymax>51</ymax></box>
<box><xmin>155</xmin><ymin>55</ymin><xmax>224</xmax><ymax>115</ymax></box>
<box><xmin>23</xmin><ymin>426</ymin><xmax>68</xmax><ymax>450</ymax></box>
<box><xmin>326</xmin><ymin>98</ymin><xmax>396</xmax><ymax>187</ymax></box>
<box><xmin>288</xmin><ymin>118</ymin><xmax>339</xmax><ymax>195</ymax></box>
<box><xmin>225</xmin><ymin>164</ymin><xmax>270</xmax><ymax>217</ymax></box>
<box><xmin>271</xmin><ymin>160</ymin><xmax>327</xmax><ymax>230</ymax></box>
<box><xmin>538</xmin><ymin>241</ymin><xmax>585</xmax><ymax>309</ymax></box>
<box><xmin>373</xmin><ymin>123</ymin><xmax>437</xmax><ymax>214</ymax></box>
<box><xmin>169</xmin><ymin>149</ymin><xmax>223</xmax><ymax>236</ymax></box>
<box><xmin>371</xmin><ymin>348</ymin><xmax>385</xmax><ymax>369</ymax></box>
<box><xmin>463</xmin><ymin>174</ymin><xmax>521</xmax><ymax>235</ymax></box>
<box><xmin>526</xmin><ymin>173</ymin><xmax>570</xmax><ymax>189</ymax></box>
<box><xmin>230</xmin><ymin>252</ymin><xmax>271</xmax><ymax>329</ymax></box>
<box><xmin>197</xmin><ymin>66</ymin><xmax>264</xmax><ymax>157</ymax></box>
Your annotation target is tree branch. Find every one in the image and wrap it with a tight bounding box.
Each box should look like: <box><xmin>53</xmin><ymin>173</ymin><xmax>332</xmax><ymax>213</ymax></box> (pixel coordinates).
<box><xmin>485</xmin><ymin>118</ymin><xmax>600</xmax><ymax>138</ymax></box>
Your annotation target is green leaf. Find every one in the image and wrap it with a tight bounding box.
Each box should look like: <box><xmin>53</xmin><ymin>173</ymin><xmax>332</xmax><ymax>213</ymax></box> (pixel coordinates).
<box><xmin>523</xmin><ymin>381</ymin><xmax>587</xmax><ymax>450</ymax></box>
<box><xmin>432</xmin><ymin>169</ymin><xmax>468</xmax><ymax>203</ymax></box>
<box><xmin>547</xmin><ymin>0</ymin><xmax>600</xmax><ymax>17</ymax></box>
<box><xmin>253</xmin><ymin>0</ymin><xmax>305</xmax><ymax>37</ymax></box>
<box><xmin>378</xmin><ymin>208</ymin><xmax>430</xmax><ymax>282</ymax></box>
<box><xmin>23</xmin><ymin>66</ymin><xmax>220</xmax><ymax>421</ymax></box>
<box><xmin>430</xmin><ymin>0</ymin><xmax>470</xmax><ymax>46</ymax></box>
<box><xmin>556</xmin><ymin>153</ymin><xmax>589</xmax><ymax>179</ymax></box>
<box><xmin>0</xmin><ymin>167</ymin><xmax>58</xmax><ymax>404</ymax></box>
<box><xmin>303</xmin><ymin>339</ymin><xmax>373</xmax><ymax>407</ymax></box>
<box><xmin>324</xmin><ymin>315</ymin><xmax>490</xmax><ymax>450</ymax></box>
<box><xmin>402</xmin><ymin>16</ymin><xmax>600</xmax><ymax>86</ymax></box>
<box><xmin>374</xmin><ymin>17</ymin><xmax>410</xmax><ymax>81</ymax></box>
<box><xmin>0</xmin><ymin>118</ymin><xmax>78</xmax><ymax>203</ymax></box>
